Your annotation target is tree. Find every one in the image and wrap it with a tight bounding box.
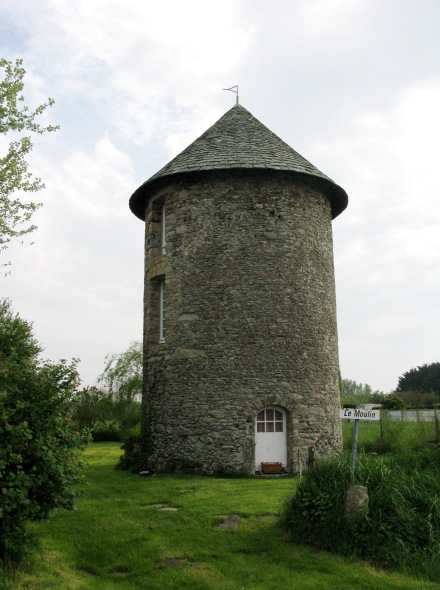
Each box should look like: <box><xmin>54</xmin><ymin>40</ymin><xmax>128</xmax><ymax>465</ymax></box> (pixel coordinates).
<box><xmin>71</xmin><ymin>386</ymin><xmax>113</xmax><ymax>431</ymax></box>
<box><xmin>342</xmin><ymin>379</ymin><xmax>373</xmax><ymax>398</ymax></box>
<box><xmin>396</xmin><ymin>362</ymin><xmax>440</xmax><ymax>396</ymax></box>
<box><xmin>0</xmin><ymin>58</ymin><xmax>58</xmax><ymax>270</ymax></box>
<box><xmin>379</xmin><ymin>394</ymin><xmax>406</xmax><ymax>410</ymax></box>
<box><xmin>98</xmin><ymin>341</ymin><xmax>142</xmax><ymax>436</ymax></box>
<box><xmin>0</xmin><ymin>299</ymin><xmax>88</xmax><ymax>561</ymax></box>
<box><xmin>341</xmin><ymin>378</ymin><xmax>384</xmax><ymax>406</ymax></box>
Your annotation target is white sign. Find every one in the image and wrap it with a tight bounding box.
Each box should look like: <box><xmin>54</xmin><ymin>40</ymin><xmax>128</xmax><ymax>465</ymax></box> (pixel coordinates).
<box><xmin>339</xmin><ymin>408</ymin><xmax>380</xmax><ymax>421</ymax></box>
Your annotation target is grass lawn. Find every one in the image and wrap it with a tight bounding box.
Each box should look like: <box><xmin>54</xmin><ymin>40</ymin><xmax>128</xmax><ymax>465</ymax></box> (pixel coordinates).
<box><xmin>3</xmin><ymin>442</ymin><xmax>439</xmax><ymax>590</ymax></box>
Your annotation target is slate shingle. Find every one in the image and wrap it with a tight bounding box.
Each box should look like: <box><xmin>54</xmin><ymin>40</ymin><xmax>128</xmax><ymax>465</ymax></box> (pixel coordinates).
<box><xmin>129</xmin><ymin>104</ymin><xmax>348</xmax><ymax>219</ymax></box>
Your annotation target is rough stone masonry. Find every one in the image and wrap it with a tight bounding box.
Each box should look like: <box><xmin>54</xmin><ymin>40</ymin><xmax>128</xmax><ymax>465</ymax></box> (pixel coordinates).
<box><xmin>129</xmin><ymin>104</ymin><xmax>348</xmax><ymax>474</ymax></box>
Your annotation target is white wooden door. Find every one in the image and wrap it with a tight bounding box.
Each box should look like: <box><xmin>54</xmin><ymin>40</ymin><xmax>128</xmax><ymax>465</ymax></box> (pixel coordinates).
<box><xmin>255</xmin><ymin>407</ymin><xmax>287</xmax><ymax>470</ymax></box>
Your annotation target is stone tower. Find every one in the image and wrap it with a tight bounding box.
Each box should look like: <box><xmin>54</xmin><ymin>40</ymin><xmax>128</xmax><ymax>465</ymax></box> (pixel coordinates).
<box><xmin>129</xmin><ymin>104</ymin><xmax>348</xmax><ymax>474</ymax></box>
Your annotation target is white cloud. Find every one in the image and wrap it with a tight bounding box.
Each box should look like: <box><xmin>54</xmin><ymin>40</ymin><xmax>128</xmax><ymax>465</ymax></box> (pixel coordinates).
<box><xmin>2</xmin><ymin>136</ymin><xmax>144</xmax><ymax>385</ymax></box>
<box><xmin>1</xmin><ymin>0</ymin><xmax>252</xmax><ymax>155</ymax></box>
<box><xmin>328</xmin><ymin>83</ymin><xmax>440</xmax><ymax>391</ymax></box>
<box><xmin>1</xmin><ymin>0</ymin><xmax>440</xmax><ymax>392</ymax></box>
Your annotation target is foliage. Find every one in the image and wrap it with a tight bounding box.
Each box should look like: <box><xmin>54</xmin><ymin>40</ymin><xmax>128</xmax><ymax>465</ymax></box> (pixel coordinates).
<box><xmin>98</xmin><ymin>341</ymin><xmax>142</xmax><ymax>437</ymax></box>
<box><xmin>0</xmin><ymin>58</ymin><xmax>58</xmax><ymax>270</ymax></box>
<box><xmin>281</xmin><ymin>456</ymin><xmax>352</xmax><ymax>551</ymax></box>
<box><xmin>4</xmin><ymin>443</ymin><xmax>437</xmax><ymax>590</ymax></box>
<box><xmin>117</xmin><ymin>434</ymin><xmax>142</xmax><ymax>471</ymax></box>
<box><xmin>90</xmin><ymin>420</ymin><xmax>122</xmax><ymax>442</ymax></box>
<box><xmin>71</xmin><ymin>386</ymin><xmax>113</xmax><ymax>430</ymax></box>
<box><xmin>281</xmin><ymin>451</ymin><xmax>440</xmax><ymax>575</ymax></box>
<box><xmin>342</xmin><ymin>379</ymin><xmax>373</xmax><ymax>398</ymax></box>
<box><xmin>0</xmin><ymin>299</ymin><xmax>88</xmax><ymax>562</ymax></box>
<box><xmin>379</xmin><ymin>393</ymin><xmax>406</xmax><ymax>410</ymax></box>
<box><xmin>71</xmin><ymin>386</ymin><xmax>140</xmax><ymax>441</ymax></box>
<box><xmin>397</xmin><ymin>389</ymin><xmax>440</xmax><ymax>408</ymax></box>
<box><xmin>342</xmin><ymin>378</ymin><xmax>384</xmax><ymax>406</ymax></box>
<box><xmin>397</xmin><ymin>362</ymin><xmax>440</xmax><ymax>395</ymax></box>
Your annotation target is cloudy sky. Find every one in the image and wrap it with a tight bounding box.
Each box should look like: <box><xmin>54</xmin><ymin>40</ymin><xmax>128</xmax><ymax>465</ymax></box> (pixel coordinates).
<box><xmin>1</xmin><ymin>0</ymin><xmax>439</xmax><ymax>393</ymax></box>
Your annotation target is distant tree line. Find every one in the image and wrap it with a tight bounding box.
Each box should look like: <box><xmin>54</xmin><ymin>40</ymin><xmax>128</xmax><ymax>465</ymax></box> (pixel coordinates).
<box><xmin>341</xmin><ymin>379</ymin><xmax>384</xmax><ymax>407</ymax></box>
<box><xmin>342</xmin><ymin>362</ymin><xmax>440</xmax><ymax>409</ymax></box>
<box><xmin>396</xmin><ymin>362</ymin><xmax>440</xmax><ymax>395</ymax></box>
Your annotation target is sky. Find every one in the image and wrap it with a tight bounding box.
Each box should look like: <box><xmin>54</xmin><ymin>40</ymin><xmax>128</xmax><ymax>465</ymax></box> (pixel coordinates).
<box><xmin>1</xmin><ymin>0</ymin><xmax>439</xmax><ymax>394</ymax></box>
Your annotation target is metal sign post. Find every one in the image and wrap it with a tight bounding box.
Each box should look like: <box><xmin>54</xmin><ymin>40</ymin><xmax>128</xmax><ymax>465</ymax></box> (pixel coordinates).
<box><xmin>339</xmin><ymin>406</ymin><xmax>380</xmax><ymax>473</ymax></box>
<box><xmin>350</xmin><ymin>407</ymin><xmax>361</xmax><ymax>473</ymax></box>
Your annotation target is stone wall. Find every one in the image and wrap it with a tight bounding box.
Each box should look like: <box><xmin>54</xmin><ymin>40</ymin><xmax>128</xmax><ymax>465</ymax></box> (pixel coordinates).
<box><xmin>142</xmin><ymin>169</ymin><xmax>342</xmax><ymax>474</ymax></box>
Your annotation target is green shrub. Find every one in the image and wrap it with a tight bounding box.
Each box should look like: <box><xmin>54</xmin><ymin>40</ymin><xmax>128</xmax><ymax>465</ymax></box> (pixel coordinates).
<box><xmin>281</xmin><ymin>456</ymin><xmax>352</xmax><ymax>552</ymax></box>
<box><xmin>113</xmin><ymin>400</ymin><xmax>141</xmax><ymax>439</ymax></box>
<box><xmin>0</xmin><ymin>299</ymin><xmax>89</xmax><ymax>562</ymax></box>
<box><xmin>71</xmin><ymin>386</ymin><xmax>113</xmax><ymax>430</ymax></box>
<box><xmin>380</xmin><ymin>394</ymin><xmax>406</xmax><ymax>410</ymax></box>
<box><xmin>91</xmin><ymin>420</ymin><xmax>122</xmax><ymax>442</ymax></box>
<box><xmin>281</xmin><ymin>450</ymin><xmax>440</xmax><ymax>575</ymax></box>
<box><xmin>117</xmin><ymin>434</ymin><xmax>142</xmax><ymax>472</ymax></box>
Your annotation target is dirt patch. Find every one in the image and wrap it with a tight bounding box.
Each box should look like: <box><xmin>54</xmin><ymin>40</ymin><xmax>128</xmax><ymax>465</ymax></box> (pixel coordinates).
<box><xmin>215</xmin><ymin>515</ymin><xmax>243</xmax><ymax>529</ymax></box>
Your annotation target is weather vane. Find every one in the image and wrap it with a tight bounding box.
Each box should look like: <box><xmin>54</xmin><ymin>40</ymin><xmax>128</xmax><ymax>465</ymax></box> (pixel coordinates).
<box><xmin>223</xmin><ymin>85</ymin><xmax>239</xmax><ymax>105</ymax></box>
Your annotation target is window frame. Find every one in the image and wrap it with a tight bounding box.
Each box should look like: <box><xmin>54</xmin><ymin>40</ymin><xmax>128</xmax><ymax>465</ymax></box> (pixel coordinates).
<box><xmin>256</xmin><ymin>408</ymin><xmax>284</xmax><ymax>433</ymax></box>
<box><xmin>159</xmin><ymin>279</ymin><xmax>166</xmax><ymax>343</ymax></box>
<box><xmin>161</xmin><ymin>203</ymin><xmax>167</xmax><ymax>255</ymax></box>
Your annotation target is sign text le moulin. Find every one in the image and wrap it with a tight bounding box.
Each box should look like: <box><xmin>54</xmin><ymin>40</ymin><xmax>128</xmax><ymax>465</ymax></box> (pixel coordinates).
<box><xmin>339</xmin><ymin>408</ymin><xmax>380</xmax><ymax>421</ymax></box>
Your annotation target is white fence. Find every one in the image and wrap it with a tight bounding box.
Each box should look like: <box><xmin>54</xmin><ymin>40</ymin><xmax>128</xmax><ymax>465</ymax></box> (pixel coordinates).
<box><xmin>386</xmin><ymin>409</ymin><xmax>439</xmax><ymax>423</ymax></box>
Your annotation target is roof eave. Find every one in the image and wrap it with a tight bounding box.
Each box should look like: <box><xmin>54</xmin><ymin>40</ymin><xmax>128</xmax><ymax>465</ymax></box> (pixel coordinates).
<box><xmin>129</xmin><ymin>168</ymin><xmax>348</xmax><ymax>221</ymax></box>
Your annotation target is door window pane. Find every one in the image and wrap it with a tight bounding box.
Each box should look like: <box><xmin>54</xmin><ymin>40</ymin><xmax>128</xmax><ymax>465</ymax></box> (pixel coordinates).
<box><xmin>256</xmin><ymin>407</ymin><xmax>285</xmax><ymax>433</ymax></box>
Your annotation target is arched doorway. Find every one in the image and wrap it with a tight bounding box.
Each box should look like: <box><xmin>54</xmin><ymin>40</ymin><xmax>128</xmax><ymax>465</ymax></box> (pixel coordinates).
<box><xmin>255</xmin><ymin>407</ymin><xmax>287</xmax><ymax>471</ymax></box>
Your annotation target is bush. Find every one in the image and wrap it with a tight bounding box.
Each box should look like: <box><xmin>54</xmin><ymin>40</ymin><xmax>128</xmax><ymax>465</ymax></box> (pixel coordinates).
<box><xmin>380</xmin><ymin>394</ymin><xmax>406</xmax><ymax>410</ymax></box>
<box><xmin>0</xmin><ymin>299</ymin><xmax>89</xmax><ymax>562</ymax></box>
<box><xmin>71</xmin><ymin>386</ymin><xmax>113</xmax><ymax>430</ymax></box>
<box><xmin>281</xmin><ymin>451</ymin><xmax>440</xmax><ymax>577</ymax></box>
<box><xmin>91</xmin><ymin>420</ymin><xmax>122</xmax><ymax>442</ymax></box>
<box><xmin>117</xmin><ymin>434</ymin><xmax>142</xmax><ymax>472</ymax></box>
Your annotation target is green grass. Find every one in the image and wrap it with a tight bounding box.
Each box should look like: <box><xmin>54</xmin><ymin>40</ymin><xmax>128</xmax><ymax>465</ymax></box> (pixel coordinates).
<box><xmin>2</xmin><ymin>443</ymin><xmax>439</xmax><ymax>590</ymax></box>
<box><xmin>343</xmin><ymin>417</ymin><xmax>438</xmax><ymax>454</ymax></box>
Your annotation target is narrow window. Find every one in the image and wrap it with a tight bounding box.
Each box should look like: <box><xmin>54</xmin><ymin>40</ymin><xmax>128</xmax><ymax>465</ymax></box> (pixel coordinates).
<box><xmin>161</xmin><ymin>204</ymin><xmax>167</xmax><ymax>254</ymax></box>
<box><xmin>159</xmin><ymin>280</ymin><xmax>166</xmax><ymax>342</ymax></box>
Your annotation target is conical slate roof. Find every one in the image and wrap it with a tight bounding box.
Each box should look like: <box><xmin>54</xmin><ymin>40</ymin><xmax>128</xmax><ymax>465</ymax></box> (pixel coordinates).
<box><xmin>129</xmin><ymin>104</ymin><xmax>348</xmax><ymax>219</ymax></box>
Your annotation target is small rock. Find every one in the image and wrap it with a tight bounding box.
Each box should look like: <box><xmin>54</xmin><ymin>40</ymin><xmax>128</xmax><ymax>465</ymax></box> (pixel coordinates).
<box><xmin>346</xmin><ymin>485</ymin><xmax>369</xmax><ymax>518</ymax></box>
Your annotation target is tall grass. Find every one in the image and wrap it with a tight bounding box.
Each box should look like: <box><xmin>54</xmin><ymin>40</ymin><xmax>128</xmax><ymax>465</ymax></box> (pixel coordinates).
<box><xmin>342</xmin><ymin>414</ymin><xmax>438</xmax><ymax>454</ymax></box>
<box><xmin>281</xmin><ymin>450</ymin><xmax>440</xmax><ymax>579</ymax></box>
